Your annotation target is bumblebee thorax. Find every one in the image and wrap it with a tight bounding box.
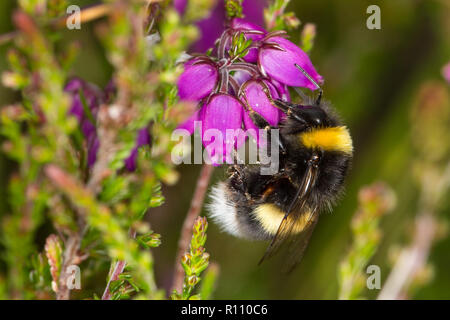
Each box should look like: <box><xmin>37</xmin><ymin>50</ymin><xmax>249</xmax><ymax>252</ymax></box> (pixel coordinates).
<box><xmin>299</xmin><ymin>126</ymin><xmax>353</xmax><ymax>154</ymax></box>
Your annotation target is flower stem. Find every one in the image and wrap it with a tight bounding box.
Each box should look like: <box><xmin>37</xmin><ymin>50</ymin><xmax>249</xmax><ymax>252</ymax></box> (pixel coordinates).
<box><xmin>377</xmin><ymin>213</ymin><xmax>436</xmax><ymax>300</ymax></box>
<box><xmin>377</xmin><ymin>163</ymin><xmax>450</xmax><ymax>300</ymax></box>
<box><xmin>101</xmin><ymin>228</ymin><xmax>137</xmax><ymax>300</ymax></box>
<box><xmin>171</xmin><ymin>164</ymin><xmax>214</xmax><ymax>293</ymax></box>
<box><xmin>55</xmin><ymin>233</ymin><xmax>82</xmax><ymax>300</ymax></box>
<box><xmin>101</xmin><ymin>260</ymin><xmax>127</xmax><ymax>300</ymax></box>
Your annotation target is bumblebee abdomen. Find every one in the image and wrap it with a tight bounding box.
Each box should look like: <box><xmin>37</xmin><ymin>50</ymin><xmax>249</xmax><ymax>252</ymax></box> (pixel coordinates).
<box><xmin>207</xmin><ymin>182</ymin><xmax>312</xmax><ymax>241</ymax></box>
<box><xmin>208</xmin><ymin>182</ymin><xmax>269</xmax><ymax>240</ymax></box>
<box><xmin>207</xmin><ymin>182</ymin><xmax>244</xmax><ymax>238</ymax></box>
<box><xmin>253</xmin><ymin>203</ymin><xmax>310</xmax><ymax>236</ymax></box>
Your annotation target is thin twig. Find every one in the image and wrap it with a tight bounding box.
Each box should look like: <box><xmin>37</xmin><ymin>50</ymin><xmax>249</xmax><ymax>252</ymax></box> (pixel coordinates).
<box><xmin>378</xmin><ymin>163</ymin><xmax>450</xmax><ymax>300</ymax></box>
<box><xmin>266</xmin><ymin>0</ymin><xmax>289</xmax><ymax>31</ymax></box>
<box><xmin>102</xmin><ymin>229</ymin><xmax>137</xmax><ymax>300</ymax></box>
<box><xmin>102</xmin><ymin>260</ymin><xmax>127</xmax><ymax>300</ymax></box>
<box><xmin>0</xmin><ymin>3</ymin><xmax>113</xmax><ymax>46</ymax></box>
<box><xmin>56</xmin><ymin>234</ymin><xmax>83</xmax><ymax>300</ymax></box>
<box><xmin>51</xmin><ymin>3</ymin><xmax>113</xmax><ymax>28</ymax></box>
<box><xmin>171</xmin><ymin>164</ymin><xmax>214</xmax><ymax>293</ymax></box>
<box><xmin>377</xmin><ymin>212</ymin><xmax>436</xmax><ymax>300</ymax></box>
<box><xmin>45</xmin><ymin>166</ymin><xmax>88</xmax><ymax>300</ymax></box>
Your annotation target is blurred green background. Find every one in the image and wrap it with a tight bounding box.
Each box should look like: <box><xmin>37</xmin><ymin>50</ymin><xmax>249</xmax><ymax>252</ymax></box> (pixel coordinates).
<box><xmin>1</xmin><ymin>0</ymin><xmax>449</xmax><ymax>299</ymax></box>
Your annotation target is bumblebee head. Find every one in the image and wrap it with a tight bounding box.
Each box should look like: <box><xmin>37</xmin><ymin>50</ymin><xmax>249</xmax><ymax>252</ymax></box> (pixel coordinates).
<box><xmin>274</xmin><ymin>99</ymin><xmax>336</xmax><ymax>129</ymax></box>
<box><xmin>288</xmin><ymin>105</ymin><xmax>331</xmax><ymax>128</ymax></box>
<box><xmin>296</xmin><ymin>105</ymin><xmax>353</xmax><ymax>155</ymax></box>
<box><xmin>274</xmin><ymin>100</ymin><xmax>353</xmax><ymax>155</ymax></box>
<box><xmin>274</xmin><ymin>62</ymin><xmax>354</xmax><ymax>155</ymax></box>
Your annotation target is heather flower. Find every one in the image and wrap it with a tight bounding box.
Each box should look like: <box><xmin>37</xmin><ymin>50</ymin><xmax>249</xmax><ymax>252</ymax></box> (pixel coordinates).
<box><xmin>179</xmin><ymin>93</ymin><xmax>245</xmax><ymax>164</ymax></box>
<box><xmin>177</xmin><ymin>59</ymin><xmax>219</xmax><ymax>101</ymax></box>
<box><xmin>232</xmin><ymin>70</ymin><xmax>252</xmax><ymax>87</ymax></box>
<box><xmin>124</xmin><ymin>127</ymin><xmax>151</xmax><ymax>172</ymax></box>
<box><xmin>241</xmin><ymin>79</ymin><xmax>281</xmax><ymax>143</ymax></box>
<box><xmin>270</xmin><ymin>78</ymin><xmax>291</xmax><ymax>103</ymax></box>
<box><xmin>201</xmin><ymin>94</ymin><xmax>246</xmax><ymax>163</ymax></box>
<box><xmin>174</xmin><ymin>0</ymin><xmax>188</xmax><ymax>15</ymax></box>
<box><xmin>176</xmin><ymin>15</ymin><xmax>323</xmax><ymax>165</ymax></box>
<box><xmin>64</xmin><ymin>77</ymin><xmax>101</xmax><ymax>167</ymax></box>
<box><xmin>259</xmin><ymin>36</ymin><xmax>323</xmax><ymax>89</ymax></box>
<box><xmin>65</xmin><ymin>78</ymin><xmax>151</xmax><ymax>171</ymax></box>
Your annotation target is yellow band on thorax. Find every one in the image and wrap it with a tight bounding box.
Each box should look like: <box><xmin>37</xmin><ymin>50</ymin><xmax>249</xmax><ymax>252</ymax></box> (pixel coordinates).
<box><xmin>300</xmin><ymin>126</ymin><xmax>353</xmax><ymax>154</ymax></box>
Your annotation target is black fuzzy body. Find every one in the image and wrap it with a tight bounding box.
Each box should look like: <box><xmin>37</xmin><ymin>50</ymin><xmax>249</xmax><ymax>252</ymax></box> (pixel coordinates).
<box><xmin>221</xmin><ymin>99</ymin><xmax>352</xmax><ymax>240</ymax></box>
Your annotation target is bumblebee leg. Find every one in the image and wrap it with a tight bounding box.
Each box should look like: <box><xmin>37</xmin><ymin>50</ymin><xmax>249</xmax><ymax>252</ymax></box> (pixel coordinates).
<box><xmin>273</xmin><ymin>100</ymin><xmax>308</xmax><ymax>125</ymax></box>
<box><xmin>227</xmin><ymin>147</ymin><xmax>247</xmax><ymax>187</ymax></box>
<box><xmin>239</xmin><ymin>81</ymin><xmax>286</xmax><ymax>154</ymax></box>
<box><xmin>247</xmin><ymin>110</ymin><xmax>286</xmax><ymax>155</ymax></box>
<box><xmin>228</xmin><ymin>165</ymin><xmax>252</xmax><ymax>200</ymax></box>
<box><xmin>273</xmin><ymin>99</ymin><xmax>297</xmax><ymax>113</ymax></box>
<box><xmin>287</xmin><ymin>175</ymin><xmax>300</xmax><ymax>189</ymax></box>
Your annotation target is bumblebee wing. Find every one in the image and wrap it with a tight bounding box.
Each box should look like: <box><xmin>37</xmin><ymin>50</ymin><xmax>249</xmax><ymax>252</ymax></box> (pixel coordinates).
<box><xmin>282</xmin><ymin>209</ymin><xmax>319</xmax><ymax>273</ymax></box>
<box><xmin>258</xmin><ymin>164</ymin><xmax>319</xmax><ymax>265</ymax></box>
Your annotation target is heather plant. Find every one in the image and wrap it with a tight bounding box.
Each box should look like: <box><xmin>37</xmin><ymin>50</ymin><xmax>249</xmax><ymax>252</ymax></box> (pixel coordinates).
<box><xmin>338</xmin><ymin>182</ymin><xmax>396</xmax><ymax>300</ymax></box>
<box><xmin>0</xmin><ymin>0</ymin><xmax>315</xmax><ymax>301</ymax></box>
<box><xmin>0</xmin><ymin>0</ymin><xmax>448</xmax><ymax>301</ymax></box>
<box><xmin>176</xmin><ymin>11</ymin><xmax>323</xmax><ymax>163</ymax></box>
<box><xmin>0</xmin><ymin>0</ymin><xmax>210</xmax><ymax>300</ymax></box>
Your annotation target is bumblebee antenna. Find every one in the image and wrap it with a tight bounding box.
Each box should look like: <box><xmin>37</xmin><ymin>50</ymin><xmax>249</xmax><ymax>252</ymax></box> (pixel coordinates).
<box><xmin>294</xmin><ymin>63</ymin><xmax>323</xmax><ymax>106</ymax></box>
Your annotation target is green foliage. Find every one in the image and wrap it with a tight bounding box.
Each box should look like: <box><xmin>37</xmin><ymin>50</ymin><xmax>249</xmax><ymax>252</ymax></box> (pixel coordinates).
<box><xmin>29</xmin><ymin>252</ymin><xmax>53</xmax><ymax>296</ymax></box>
<box><xmin>264</xmin><ymin>0</ymin><xmax>300</xmax><ymax>31</ymax></box>
<box><xmin>199</xmin><ymin>263</ymin><xmax>219</xmax><ymax>300</ymax></box>
<box><xmin>225</xmin><ymin>0</ymin><xmax>244</xmax><ymax>19</ymax></box>
<box><xmin>228</xmin><ymin>31</ymin><xmax>253</xmax><ymax>61</ymax></box>
<box><xmin>171</xmin><ymin>217</ymin><xmax>211</xmax><ymax>300</ymax></box>
<box><xmin>137</xmin><ymin>232</ymin><xmax>162</xmax><ymax>249</ymax></box>
<box><xmin>183</xmin><ymin>0</ymin><xmax>216</xmax><ymax>23</ymax></box>
<box><xmin>0</xmin><ymin>0</ymin><xmax>215</xmax><ymax>300</ymax></box>
<box><xmin>0</xmin><ymin>0</ymin><xmax>448</xmax><ymax>302</ymax></box>
<box><xmin>44</xmin><ymin>234</ymin><xmax>63</xmax><ymax>293</ymax></box>
<box><xmin>338</xmin><ymin>183</ymin><xmax>396</xmax><ymax>299</ymax></box>
<box><xmin>108</xmin><ymin>269</ymin><xmax>142</xmax><ymax>300</ymax></box>
<box><xmin>300</xmin><ymin>23</ymin><xmax>316</xmax><ymax>54</ymax></box>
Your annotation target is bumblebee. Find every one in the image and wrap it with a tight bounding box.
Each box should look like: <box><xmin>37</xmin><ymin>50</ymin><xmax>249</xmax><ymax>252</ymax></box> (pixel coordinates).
<box><xmin>207</xmin><ymin>65</ymin><xmax>353</xmax><ymax>271</ymax></box>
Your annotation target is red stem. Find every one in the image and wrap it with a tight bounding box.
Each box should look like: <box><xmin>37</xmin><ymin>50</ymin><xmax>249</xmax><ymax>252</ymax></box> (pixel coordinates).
<box><xmin>102</xmin><ymin>260</ymin><xmax>127</xmax><ymax>300</ymax></box>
